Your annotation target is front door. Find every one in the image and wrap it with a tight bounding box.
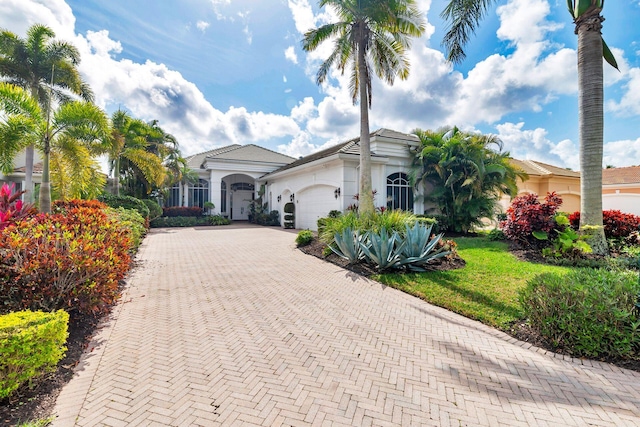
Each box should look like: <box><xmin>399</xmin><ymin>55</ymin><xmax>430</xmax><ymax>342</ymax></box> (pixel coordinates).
<box><xmin>231</xmin><ymin>191</ymin><xmax>252</xmax><ymax>220</ymax></box>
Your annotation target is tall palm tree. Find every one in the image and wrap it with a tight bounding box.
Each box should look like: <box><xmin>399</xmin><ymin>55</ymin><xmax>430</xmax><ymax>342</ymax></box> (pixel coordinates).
<box><xmin>440</xmin><ymin>0</ymin><xmax>617</xmax><ymax>254</ymax></box>
<box><xmin>0</xmin><ymin>82</ymin><xmax>108</xmax><ymax>212</ymax></box>
<box><xmin>302</xmin><ymin>0</ymin><xmax>425</xmax><ymax>215</ymax></box>
<box><xmin>412</xmin><ymin>126</ymin><xmax>526</xmax><ymax>232</ymax></box>
<box><xmin>0</xmin><ymin>24</ymin><xmax>93</xmax><ymax>202</ymax></box>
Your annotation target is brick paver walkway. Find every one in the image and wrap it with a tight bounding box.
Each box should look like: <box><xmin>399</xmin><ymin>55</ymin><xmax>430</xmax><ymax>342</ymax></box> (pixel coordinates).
<box><xmin>52</xmin><ymin>225</ymin><xmax>640</xmax><ymax>426</ymax></box>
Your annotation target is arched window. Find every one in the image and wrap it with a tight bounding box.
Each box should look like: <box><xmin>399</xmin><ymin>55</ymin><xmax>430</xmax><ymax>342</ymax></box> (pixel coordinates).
<box><xmin>387</xmin><ymin>172</ymin><xmax>413</xmax><ymax>211</ymax></box>
<box><xmin>188</xmin><ymin>179</ymin><xmax>209</xmax><ymax>208</ymax></box>
<box><xmin>220</xmin><ymin>181</ymin><xmax>227</xmax><ymax>213</ymax></box>
<box><xmin>166</xmin><ymin>184</ymin><xmax>181</xmax><ymax>207</ymax></box>
<box><xmin>230</xmin><ymin>182</ymin><xmax>254</xmax><ymax>191</ymax></box>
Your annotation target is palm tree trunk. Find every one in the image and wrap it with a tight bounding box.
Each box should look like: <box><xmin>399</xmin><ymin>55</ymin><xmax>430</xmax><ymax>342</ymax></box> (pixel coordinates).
<box><xmin>24</xmin><ymin>144</ymin><xmax>34</xmax><ymax>203</ymax></box>
<box><xmin>577</xmin><ymin>10</ymin><xmax>607</xmax><ymax>255</ymax></box>
<box><xmin>357</xmin><ymin>36</ymin><xmax>374</xmax><ymax>216</ymax></box>
<box><xmin>113</xmin><ymin>157</ymin><xmax>120</xmax><ymax>196</ymax></box>
<box><xmin>38</xmin><ymin>134</ymin><xmax>51</xmax><ymax>213</ymax></box>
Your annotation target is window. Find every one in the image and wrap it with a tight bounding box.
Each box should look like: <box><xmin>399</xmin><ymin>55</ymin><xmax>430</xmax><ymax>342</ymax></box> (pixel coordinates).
<box><xmin>166</xmin><ymin>185</ymin><xmax>180</xmax><ymax>207</ymax></box>
<box><xmin>386</xmin><ymin>172</ymin><xmax>413</xmax><ymax>211</ymax></box>
<box><xmin>188</xmin><ymin>179</ymin><xmax>209</xmax><ymax>209</ymax></box>
<box><xmin>230</xmin><ymin>182</ymin><xmax>254</xmax><ymax>191</ymax></box>
<box><xmin>221</xmin><ymin>181</ymin><xmax>227</xmax><ymax>213</ymax></box>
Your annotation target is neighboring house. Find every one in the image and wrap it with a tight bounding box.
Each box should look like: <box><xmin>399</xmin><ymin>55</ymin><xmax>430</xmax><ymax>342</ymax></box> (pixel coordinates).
<box><xmin>0</xmin><ymin>150</ymin><xmax>43</xmax><ymax>195</ymax></box>
<box><xmin>500</xmin><ymin>159</ymin><xmax>582</xmax><ymax>214</ymax></box>
<box><xmin>602</xmin><ymin>165</ymin><xmax>640</xmax><ymax>216</ymax></box>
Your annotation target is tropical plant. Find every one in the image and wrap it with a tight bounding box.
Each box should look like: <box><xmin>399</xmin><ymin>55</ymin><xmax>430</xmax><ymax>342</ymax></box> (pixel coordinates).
<box><xmin>501</xmin><ymin>192</ymin><xmax>563</xmax><ymax>246</ymax></box>
<box><xmin>330</xmin><ymin>227</ymin><xmax>366</xmax><ymax>264</ymax></box>
<box><xmin>360</xmin><ymin>227</ymin><xmax>406</xmax><ymax>271</ymax></box>
<box><xmin>0</xmin><ymin>83</ymin><xmax>109</xmax><ymax>212</ymax></box>
<box><xmin>412</xmin><ymin>126</ymin><xmax>526</xmax><ymax>232</ymax></box>
<box><xmin>439</xmin><ymin>0</ymin><xmax>618</xmax><ymax>254</ymax></box>
<box><xmin>0</xmin><ymin>24</ymin><xmax>93</xmax><ymax>202</ymax></box>
<box><xmin>302</xmin><ymin>0</ymin><xmax>425</xmax><ymax>215</ymax></box>
<box><xmin>296</xmin><ymin>230</ymin><xmax>314</xmax><ymax>247</ymax></box>
<box><xmin>398</xmin><ymin>222</ymin><xmax>450</xmax><ymax>271</ymax></box>
<box><xmin>0</xmin><ymin>183</ymin><xmax>36</xmax><ymax>230</ymax></box>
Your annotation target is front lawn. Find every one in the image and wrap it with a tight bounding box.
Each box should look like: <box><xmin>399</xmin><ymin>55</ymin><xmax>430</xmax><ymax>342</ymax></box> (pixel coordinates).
<box><xmin>374</xmin><ymin>237</ymin><xmax>572</xmax><ymax>329</ymax></box>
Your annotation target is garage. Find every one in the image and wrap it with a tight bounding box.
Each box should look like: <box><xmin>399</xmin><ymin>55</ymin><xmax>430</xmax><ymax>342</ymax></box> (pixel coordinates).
<box><xmin>296</xmin><ymin>185</ymin><xmax>340</xmax><ymax>230</ymax></box>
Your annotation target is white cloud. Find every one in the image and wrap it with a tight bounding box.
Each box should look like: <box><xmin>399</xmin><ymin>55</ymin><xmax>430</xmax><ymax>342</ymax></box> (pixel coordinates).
<box><xmin>196</xmin><ymin>20</ymin><xmax>210</xmax><ymax>33</ymax></box>
<box><xmin>287</xmin><ymin>0</ymin><xmax>315</xmax><ymax>34</ymax></box>
<box><xmin>603</xmin><ymin>138</ymin><xmax>640</xmax><ymax>167</ymax></box>
<box><xmin>284</xmin><ymin>46</ymin><xmax>298</xmax><ymax>64</ymax></box>
<box><xmin>608</xmin><ymin>68</ymin><xmax>640</xmax><ymax>116</ymax></box>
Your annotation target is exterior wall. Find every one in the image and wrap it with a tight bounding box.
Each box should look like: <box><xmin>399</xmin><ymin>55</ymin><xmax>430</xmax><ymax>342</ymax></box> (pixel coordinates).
<box><xmin>498</xmin><ymin>175</ymin><xmax>581</xmax><ymax>214</ymax></box>
<box><xmin>603</xmin><ymin>183</ymin><xmax>640</xmax><ymax>215</ymax></box>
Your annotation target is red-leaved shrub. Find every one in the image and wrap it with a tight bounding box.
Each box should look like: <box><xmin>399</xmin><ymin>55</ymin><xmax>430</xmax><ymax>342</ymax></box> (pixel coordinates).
<box><xmin>162</xmin><ymin>206</ymin><xmax>204</xmax><ymax>217</ymax></box>
<box><xmin>0</xmin><ymin>183</ymin><xmax>36</xmax><ymax>230</ymax></box>
<box><xmin>568</xmin><ymin>210</ymin><xmax>640</xmax><ymax>239</ymax></box>
<box><xmin>501</xmin><ymin>192</ymin><xmax>563</xmax><ymax>245</ymax></box>
<box><xmin>0</xmin><ymin>205</ymin><xmax>132</xmax><ymax>315</ymax></box>
<box><xmin>52</xmin><ymin>198</ymin><xmax>108</xmax><ymax>212</ymax></box>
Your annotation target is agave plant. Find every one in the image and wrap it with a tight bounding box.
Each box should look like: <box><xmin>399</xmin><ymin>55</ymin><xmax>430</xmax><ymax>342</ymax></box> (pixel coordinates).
<box><xmin>329</xmin><ymin>227</ymin><xmax>366</xmax><ymax>264</ymax></box>
<box><xmin>360</xmin><ymin>226</ymin><xmax>406</xmax><ymax>271</ymax></box>
<box><xmin>398</xmin><ymin>222</ymin><xmax>450</xmax><ymax>271</ymax></box>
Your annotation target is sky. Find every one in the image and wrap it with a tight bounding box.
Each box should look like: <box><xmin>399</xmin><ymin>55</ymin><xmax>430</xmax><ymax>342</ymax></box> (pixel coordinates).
<box><xmin>2</xmin><ymin>0</ymin><xmax>640</xmax><ymax>170</ymax></box>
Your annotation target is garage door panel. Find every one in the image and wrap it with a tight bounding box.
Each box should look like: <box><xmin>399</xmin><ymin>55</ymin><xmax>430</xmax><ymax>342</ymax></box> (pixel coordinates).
<box><xmin>297</xmin><ymin>186</ymin><xmax>339</xmax><ymax>230</ymax></box>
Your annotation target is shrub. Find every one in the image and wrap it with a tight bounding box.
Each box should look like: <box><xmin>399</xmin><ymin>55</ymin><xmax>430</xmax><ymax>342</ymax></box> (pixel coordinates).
<box><xmin>501</xmin><ymin>192</ymin><xmax>563</xmax><ymax>246</ymax></box>
<box><xmin>107</xmin><ymin>207</ymin><xmax>147</xmax><ymax>250</ymax></box>
<box><xmin>161</xmin><ymin>206</ymin><xmax>204</xmax><ymax>217</ymax></box>
<box><xmin>327</xmin><ymin>210</ymin><xmax>342</xmax><ymax>218</ymax></box>
<box><xmin>98</xmin><ymin>194</ymin><xmax>150</xmax><ymax>220</ymax></box>
<box><xmin>0</xmin><ymin>206</ymin><xmax>132</xmax><ymax>315</ymax></box>
<box><xmin>319</xmin><ymin>210</ymin><xmax>420</xmax><ymax>246</ymax></box>
<box><xmin>52</xmin><ymin>199</ymin><xmax>107</xmax><ymax>211</ymax></box>
<box><xmin>295</xmin><ymin>230</ymin><xmax>314</xmax><ymax>247</ymax></box>
<box><xmin>208</xmin><ymin>215</ymin><xmax>231</xmax><ymax>226</ymax></box>
<box><xmin>0</xmin><ymin>310</ymin><xmax>69</xmax><ymax>399</ymax></box>
<box><xmin>487</xmin><ymin>228</ymin><xmax>506</xmax><ymax>241</ymax></box>
<box><xmin>0</xmin><ymin>183</ymin><xmax>36</xmax><ymax>230</ymax></box>
<box><xmin>253</xmin><ymin>210</ymin><xmax>280</xmax><ymax>226</ymax></box>
<box><xmin>520</xmin><ymin>268</ymin><xmax>640</xmax><ymax>358</ymax></box>
<box><xmin>569</xmin><ymin>210</ymin><xmax>640</xmax><ymax>239</ymax></box>
<box><xmin>150</xmin><ymin>216</ymin><xmax>210</xmax><ymax>227</ymax></box>
<box><xmin>142</xmin><ymin>199</ymin><xmax>163</xmax><ymax>221</ymax></box>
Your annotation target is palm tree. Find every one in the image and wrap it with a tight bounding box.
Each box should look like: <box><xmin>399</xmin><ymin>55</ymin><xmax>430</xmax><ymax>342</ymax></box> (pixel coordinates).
<box><xmin>440</xmin><ymin>0</ymin><xmax>618</xmax><ymax>253</ymax></box>
<box><xmin>0</xmin><ymin>85</ymin><xmax>41</xmax><ymax>174</ymax></box>
<box><xmin>302</xmin><ymin>0</ymin><xmax>425</xmax><ymax>215</ymax></box>
<box><xmin>412</xmin><ymin>126</ymin><xmax>526</xmax><ymax>232</ymax></box>
<box><xmin>0</xmin><ymin>83</ymin><xmax>108</xmax><ymax>212</ymax></box>
<box><xmin>0</xmin><ymin>24</ymin><xmax>93</xmax><ymax>202</ymax></box>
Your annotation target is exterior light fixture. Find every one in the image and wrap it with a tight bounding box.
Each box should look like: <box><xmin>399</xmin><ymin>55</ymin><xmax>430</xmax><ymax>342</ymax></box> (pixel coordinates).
<box><xmin>277</xmin><ymin>195</ymin><xmax>281</xmax><ymax>202</ymax></box>
<box><xmin>290</xmin><ymin>193</ymin><xmax>295</xmax><ymax>202</ymax></box>
<box><xmin>334</xmin><ymin>187</ymin><xmax>341</xmax><ymax>199</ymax></box>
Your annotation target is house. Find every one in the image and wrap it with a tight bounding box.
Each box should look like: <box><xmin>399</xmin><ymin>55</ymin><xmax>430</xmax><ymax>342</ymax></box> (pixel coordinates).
<box><xmin>602</xmin><ymin>165</ymin><xmax>640</xmax><ymax>216</ymax></box>
<box><xmin>500</xmin><ymin>159</ymin><xmax>582</xmax><ymax>214</ymax></box>
<box><xmin>175</xmin><ymin>129</ymin><xmax>423</xmax><ymax>230</ymax></box>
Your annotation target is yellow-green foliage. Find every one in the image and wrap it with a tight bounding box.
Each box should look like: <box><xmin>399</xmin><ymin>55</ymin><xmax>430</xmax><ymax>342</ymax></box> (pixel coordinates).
<box><xmin>0</xmin><ymin>310</ymin><xmax>69</xmax><ymax>398</ymax></box>
<box><xmin>107</xmin><ymin>207</ymin><xmax>146</xmax><ymax>250</ymax></box>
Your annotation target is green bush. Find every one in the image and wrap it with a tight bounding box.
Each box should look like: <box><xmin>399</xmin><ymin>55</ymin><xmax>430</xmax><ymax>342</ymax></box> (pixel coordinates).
<box><xmin>0</xmin><ymin>310</ymin><xmax>69</xmax><ymax>399</ymax></box>
<box><xmin>150</xmin><ymin>216</ymin><xmax>210</xmax><ymax>227</ymax></box>
<box><xmin>319</xmin><ymin>210</ymin><xmax>419</xmax><ymax>246</ymax></box>
<box><xmin>208</xmin><ymin>215</ymin><xmax>231</xmax><ymax>226</ymax></box>
<box><xmin>107</xmin><ymin>207</ymin><xmax>147</xmax><ymax>250</ymax></box>
<box><xmin>520</xmin><ymin>268</ymin><xmax>640</xmax><ymax>358</ymax></box>
<box><xmin>142</xmin><ymin>199</ymin><xmax>163</xmax><ymax>221</ymax></box>
<box><xmin>99</xmin><ymin>194</ymin><xmax>150</xmax><ymax>219</ymax></box>
<box><xmin>487</xmin><ymin>228</ymin><xmax>506</xmax><ymax>241</ymax></box>
<box><xmin>296</xmin><ymin>230</ymin><xmax>314</xmax><ymax>247</ymax></box>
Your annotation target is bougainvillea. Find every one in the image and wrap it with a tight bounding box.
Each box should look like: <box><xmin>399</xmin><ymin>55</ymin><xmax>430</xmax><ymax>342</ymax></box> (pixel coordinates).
<box><xmin>0</xmin><ymin>205</ymin><xmax>132</xmax><ymax>315</ymax></box>
<box><xmin>568</xmin><ymin>210</ymin><xmax>640</xmax><ymax>239</ymax></box>
<box><xmin>501</xmin><ymin>192</ymin><xmax>563</xmax><ymax>245</ymax></box>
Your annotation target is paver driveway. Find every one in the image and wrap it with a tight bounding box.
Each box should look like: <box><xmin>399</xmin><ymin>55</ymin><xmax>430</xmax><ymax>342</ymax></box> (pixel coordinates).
<box><xmin>52</xmin><ymin>225</ymin><xmax>640</xmax><ymax>426</ymax></box>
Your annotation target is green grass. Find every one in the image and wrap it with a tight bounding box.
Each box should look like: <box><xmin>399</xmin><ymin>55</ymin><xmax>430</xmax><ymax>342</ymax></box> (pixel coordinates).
<box><xmin>16</xmin><ymin>417</ymin><xmax>53</xmax><ymax>427</ymax></box>
<box><xmin>374</xmin><ymin>237</ymin><xmax>572</xmax><ymax>329</ymax></box>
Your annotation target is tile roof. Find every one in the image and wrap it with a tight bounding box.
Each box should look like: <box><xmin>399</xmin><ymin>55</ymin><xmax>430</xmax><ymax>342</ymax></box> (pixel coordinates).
<box><xmin>263</xmin><ymin>128</ymin><xmax>417</xmax><ymax>176</ymax></box>
<box><xmin>603</xmin><ymin>165</ymin><xmax>640</xmax><ymax>185</ymax></box>
<box><xmin>186</xmin><ymin>144</ymin><xmax>295</xmax><ymax>168</ymax></box>
<box><xmin>13</xmin><ymin>162</ymin><xmax>43</xmax><ymax>174</ymax></box>
<box><xmin>508</xmin><ymin>159</ymin><xmax>581</xmax><ymax>178</ymax></box>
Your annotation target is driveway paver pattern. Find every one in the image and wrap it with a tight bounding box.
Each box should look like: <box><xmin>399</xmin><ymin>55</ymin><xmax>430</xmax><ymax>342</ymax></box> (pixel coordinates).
<box><xmin>52</xmin><ymin>225</ymin><xmax>640</xmax><ymax>426</ymax></box>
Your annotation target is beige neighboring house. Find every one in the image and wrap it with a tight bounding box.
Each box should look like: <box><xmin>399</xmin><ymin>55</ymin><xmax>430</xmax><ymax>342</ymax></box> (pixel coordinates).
<box><xmin>602</xmin><ymin>165</ymin><xmax>640</xmax><ymax>216</ymax></box>
<box><xmin>499</xmin><ymin>159</ymin><xmax>582</xmax><ymax>214</ymax></box>
<box><xmin>0</xmin><ymin>150</ymin><xmax>43</xmax><ymax>197</ymax></box>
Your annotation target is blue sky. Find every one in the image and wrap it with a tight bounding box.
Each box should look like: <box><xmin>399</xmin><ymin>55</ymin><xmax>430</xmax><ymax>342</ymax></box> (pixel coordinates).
<box><xmin>2</xmin><ymin>0</ymin><xmax>640</xmax><ymax>169</ymax></box>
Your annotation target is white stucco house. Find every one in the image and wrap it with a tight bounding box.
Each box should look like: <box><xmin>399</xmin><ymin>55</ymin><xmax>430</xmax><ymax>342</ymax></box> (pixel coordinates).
<box><xmin>174</xmin><ymin>128</ymin><xmax>423</xmax><ymax>230</ymax></box>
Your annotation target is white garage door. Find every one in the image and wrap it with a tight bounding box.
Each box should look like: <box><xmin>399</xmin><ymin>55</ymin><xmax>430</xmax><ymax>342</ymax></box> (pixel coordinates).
<box><xmin>297</xmin><ymin>185</ymin><xmax>340</xmax><ymax>230</ymax></box>
<box><xmin>603</xmin><ymin>194</ymin><xmax>640</xmax><ymax>216</ymax></box>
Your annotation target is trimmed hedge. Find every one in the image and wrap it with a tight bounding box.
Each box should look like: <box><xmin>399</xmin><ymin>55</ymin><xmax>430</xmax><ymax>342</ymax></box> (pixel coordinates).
<box><xmin>0</xmin><ymin>310</ymin><xmax>69</xmax><ymax>399</ymax></box>
<box><xmin>107</xmin><ymin>207</ymin><xmax>147</xmax><ymax>250</ymax></box>
<box><xmin>520</xmin><ymin>268</ymin><xmax>640</xmax><ymax>358</ymax></box>
<box><xmin>150</xmin><ymin>215</ymin><xmax>231</xmax><ymax>228</ymax></box>
<box><xmin>162</xmin><ymin>206</ymin><xmax>204</xmax><ymax>217</ymax></box>
<box><xmin>98</xmin><ymin>194</ymin><xmax>150</xmax><ymax>219</ymax></box>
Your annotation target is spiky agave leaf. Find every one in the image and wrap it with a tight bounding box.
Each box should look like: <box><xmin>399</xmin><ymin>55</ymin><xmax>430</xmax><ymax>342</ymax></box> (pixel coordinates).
<box><xmin>360</xmin><ymin>226</ymin><xmax>405</xmax><ymax>271</ymax></box>
<box><xmin>330</xmin><ymin>227</ymin><xmax>366</xmax><ymax>264</ymax></box>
